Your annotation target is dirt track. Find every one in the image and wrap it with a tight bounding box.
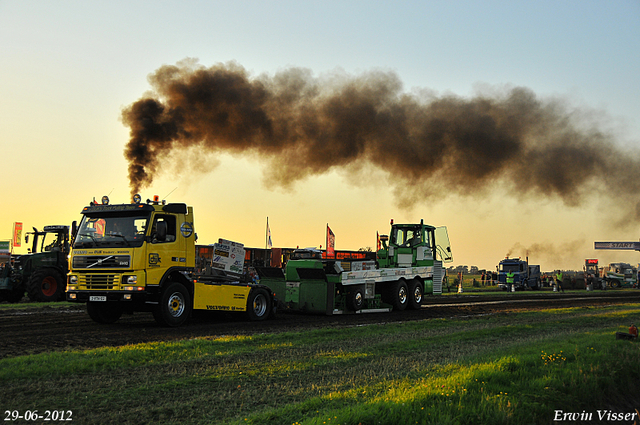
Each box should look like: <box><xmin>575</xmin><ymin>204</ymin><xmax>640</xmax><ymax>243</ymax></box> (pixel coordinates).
<box><xmin>2</xmin><ymin>291</ymin><xmax>639</xmax><ymax>359</ymax></box>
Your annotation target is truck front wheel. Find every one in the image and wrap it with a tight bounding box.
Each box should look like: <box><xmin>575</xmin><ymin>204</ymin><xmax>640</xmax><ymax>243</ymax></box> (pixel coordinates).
<box><xmin>87</xmin><ymin>302</ymin><xmax>123</xmax><ymax>324</ymax></box>
<box><xmin>153</xmin><ymin>282</ymin><xmax>192</xmax><ymax>327</ymax></box>
<box><xmin>247</xmin><ymin>288</ymin><xmax>271</xmax><ymax>321</ymax></box>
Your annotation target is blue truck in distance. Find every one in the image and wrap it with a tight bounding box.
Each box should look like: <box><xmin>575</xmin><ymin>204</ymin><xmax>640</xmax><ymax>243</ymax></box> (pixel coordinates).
<box><xmin>497</xmin><ymin>257</ymin><xmax>541</xmax><ymax>291</ymax></box>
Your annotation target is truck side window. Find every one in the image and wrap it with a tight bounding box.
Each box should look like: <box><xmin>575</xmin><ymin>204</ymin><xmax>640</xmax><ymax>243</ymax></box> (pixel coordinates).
<box><xmin>152</xmin><ymin>215</ymin><xmax>177</xmax><ymax>243</ymax></box>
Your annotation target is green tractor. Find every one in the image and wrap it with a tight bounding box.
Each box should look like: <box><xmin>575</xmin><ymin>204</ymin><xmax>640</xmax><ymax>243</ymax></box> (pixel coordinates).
<box><xmin>0</xmin><ymin>225</ymin><xmax>72</xmax><ymax>303</ymax></box>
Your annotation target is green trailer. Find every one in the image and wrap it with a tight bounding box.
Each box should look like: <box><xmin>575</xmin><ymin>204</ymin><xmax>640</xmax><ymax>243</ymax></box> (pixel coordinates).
<box><xmin>257</xmin><ymin>220</ymin><xmax>453</xmax><ymax>315</ymax></box>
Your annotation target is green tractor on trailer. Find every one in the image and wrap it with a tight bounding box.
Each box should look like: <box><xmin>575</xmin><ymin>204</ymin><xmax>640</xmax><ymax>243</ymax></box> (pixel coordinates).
<box><xmin>257</xmin><ymin>220</ymin><xmax>453</xmax><ymax>314</ymax></box>
<box><xmin>0</xmin><ymin>225</ymin><xmax>72</xmax><ymax>303</ymax></box>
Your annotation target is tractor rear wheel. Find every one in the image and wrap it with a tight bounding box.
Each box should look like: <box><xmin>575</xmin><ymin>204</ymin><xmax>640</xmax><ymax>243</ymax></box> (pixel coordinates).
<box><xmin>27</xmin><ymin>268</ymin><xmax>65</xmax><ymax>302</ymax></box>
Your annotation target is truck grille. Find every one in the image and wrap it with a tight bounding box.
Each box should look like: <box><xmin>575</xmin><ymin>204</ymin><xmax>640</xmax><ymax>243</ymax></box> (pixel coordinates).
<box><xmin>72</xmin><ymin>255</ymin><xmax>131</xmax><ymax>269</ymax></box>
<box><xmin>79</xmin><ymin>274</ymin><xmax>118</xmax><ymax>290</ymax></box>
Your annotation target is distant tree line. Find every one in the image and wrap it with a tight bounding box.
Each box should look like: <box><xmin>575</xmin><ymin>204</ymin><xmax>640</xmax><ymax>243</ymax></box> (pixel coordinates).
<box><xmin>447</xmin><ymin>265</ymin><xmax>482</xmax><ymax>275</ymax></box>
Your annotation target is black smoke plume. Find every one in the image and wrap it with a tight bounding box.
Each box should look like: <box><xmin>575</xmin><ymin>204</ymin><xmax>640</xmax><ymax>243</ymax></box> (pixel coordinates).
<box><xmin>122</xmin><ymin>59</ymin><xmax>640</xmax><ymax>221</ymax></box>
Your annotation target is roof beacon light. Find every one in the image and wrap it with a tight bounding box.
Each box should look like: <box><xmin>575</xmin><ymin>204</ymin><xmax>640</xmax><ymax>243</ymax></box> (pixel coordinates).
<box><xmin>153</xmin><ymin>195</ymin><xmax>160</xmax><ymax>204</ymax></box>
<box><xmin>390</xmin><ymin>219</ymin><xmax>394</xmax><ymax>225</ymax></box>
<box><xmin>101</xmin><ymin>196</ymin><xmax>109</xmax><ymax>205</ymax></box>
<box><xmin>133</xmin><ymin>194</ymin><xmax>142</xmax><ymax>204</ymax></box>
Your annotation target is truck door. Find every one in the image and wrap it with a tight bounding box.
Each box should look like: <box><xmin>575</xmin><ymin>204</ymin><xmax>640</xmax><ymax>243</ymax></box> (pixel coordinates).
<box><xmin>434</xmin><ymin>227</ymin><xmax>453</xmax><ymax>263</ymax></box>
<box><xmin>145</xmin><ymin>214</ymin><xmax>181</xmax><ymax>286</ymax></box>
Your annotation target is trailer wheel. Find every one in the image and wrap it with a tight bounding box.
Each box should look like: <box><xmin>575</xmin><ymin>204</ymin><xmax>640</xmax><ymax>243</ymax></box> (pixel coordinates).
<box><xmin>153</xmin><ymin>282</ymin><xmax>192</xmax><ymax>327</ymax></box>
<box><xmin>27</xmin><ymin>268</ymin><xmax>65</xmax><ymax>302</ymax></box>
<box><xmin>247</xmin><ymin>288</ymin><xmax>271</xmax><ymax>321</ymax></box>
<box><xmin>388</xmin><ymin>280</ymin><xmax>409</xmax><ymax>311</ymax></box>
<box><xmin>87</xmin><ymin>302</ymin><xmax>123</xmax><ymax>324</ymax></box>
<box><xmin>346</xmin><ymin>286</ymin><xmax>365</xmax><ymax>311</ymax></box>
<box><xmin>407</xmin><ymin>279</ymin><xmax>423</xmax><ymax>310</ymax></box>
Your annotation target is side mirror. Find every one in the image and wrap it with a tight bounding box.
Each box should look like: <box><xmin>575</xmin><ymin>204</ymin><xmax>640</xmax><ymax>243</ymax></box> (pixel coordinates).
<box><xmin>155</xmin><ymin>221</ymin><xmax>167</xmax><ymax>242</ymax></box>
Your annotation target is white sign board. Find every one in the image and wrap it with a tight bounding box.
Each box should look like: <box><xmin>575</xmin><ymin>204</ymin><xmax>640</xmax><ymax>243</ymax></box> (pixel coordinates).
<box><xmin>211</xmin><ymin>239</ymin><xmax>245</xmax><ymax>275</ymax></box>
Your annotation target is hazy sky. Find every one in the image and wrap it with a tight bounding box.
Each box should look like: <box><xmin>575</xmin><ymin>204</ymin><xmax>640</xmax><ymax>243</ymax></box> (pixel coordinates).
<box><xmin>1</xmin><ymin>0</ymin><xmax>639</xmax><ymax>271</ymax></box>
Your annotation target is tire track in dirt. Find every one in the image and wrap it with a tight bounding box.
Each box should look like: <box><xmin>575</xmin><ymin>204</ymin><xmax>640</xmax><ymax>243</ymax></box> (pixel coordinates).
<box><xmin>1</xmin><ymin>292</ymin><xmax>638</xmax><ymax>359</ymax></box>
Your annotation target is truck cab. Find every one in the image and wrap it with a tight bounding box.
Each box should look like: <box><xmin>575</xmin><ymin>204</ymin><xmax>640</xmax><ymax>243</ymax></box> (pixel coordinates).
<box><xmin>67</xmin><ymin>196</ymin><xmax>196</xmax><ymax>325</ymax></box>
<box><xmin>497</xmin><ymin>258</ymin><xmax>541</xmax><ymax>291</ymax></box>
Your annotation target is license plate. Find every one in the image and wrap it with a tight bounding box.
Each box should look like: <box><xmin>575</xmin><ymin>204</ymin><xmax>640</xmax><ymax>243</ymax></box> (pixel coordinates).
<box><xmin>89</xmin><ymin>296</ymin><xmax>107</xmax><ymax>302</ymax></box>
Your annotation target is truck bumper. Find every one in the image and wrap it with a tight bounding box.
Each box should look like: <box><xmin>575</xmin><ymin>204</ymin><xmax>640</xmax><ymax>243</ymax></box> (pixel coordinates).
<box><xmin>67</xmin><ymin>290</ymin><xmax>155</xmax><ymax>308</ymax></box>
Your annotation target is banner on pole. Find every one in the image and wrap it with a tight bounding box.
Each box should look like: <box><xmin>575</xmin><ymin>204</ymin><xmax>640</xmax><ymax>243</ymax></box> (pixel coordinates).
<box><xmin>12</xmin><ymin>222</ymin><xmax>23</xmax><ymax>248</ymax></box>
<box><xmin>326</xmin><ymin>225</ymin><xmax>335</xmax><ymax>258</ymax></box>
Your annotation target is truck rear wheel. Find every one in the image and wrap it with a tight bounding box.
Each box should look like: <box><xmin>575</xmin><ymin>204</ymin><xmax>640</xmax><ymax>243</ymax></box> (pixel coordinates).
<box><xmin>27</xmin><ymin>268</ymin><xmax>65</xmax><ymax>302</ymax></box>
<box><xmin>407</xmin><ymin>279</ymin><xmax>423</xmax><ymax>310</ymax></box>
<box><xmin>87</xmin><ymin>302</ymin><xmax>123</xmax><ymax>324</ymax></box>
<box><xmin>346</xmin><ymin>286</ymin><xmax>365</xmax><ymax>311</ymax></box>
<box><xmin>247</xmin><ymin>288</ymin><xmax>271</xmax><ymax>321</ymax></box>
<box><xmin>388</xmin><ymin>280</ymin><xmax>409</xmax><ymax>311</ymax></box>
<box><xmin>153</xmin><ymin>282</ymin><xmax>192</xmax><ymax>327</ymax></box>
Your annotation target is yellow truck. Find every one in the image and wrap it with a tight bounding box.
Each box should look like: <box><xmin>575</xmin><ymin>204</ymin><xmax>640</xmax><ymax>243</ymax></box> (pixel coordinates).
<box><xmin>66</xmin><ymin>195</ymin><xmax>275</xmax><ymax>326</ymax></box>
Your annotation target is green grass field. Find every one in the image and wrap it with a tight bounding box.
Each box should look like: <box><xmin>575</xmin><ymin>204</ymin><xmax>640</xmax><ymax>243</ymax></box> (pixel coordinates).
<box><xmin>2</xmin><ymin>303</ymin><xmax>640</xmax><ymax>424</ymax></box>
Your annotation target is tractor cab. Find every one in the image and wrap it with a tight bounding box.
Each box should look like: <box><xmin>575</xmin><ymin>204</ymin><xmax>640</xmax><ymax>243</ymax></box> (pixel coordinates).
<box><xmin>25</xmin><ymin>225</ymin><xmax>71</xmax><ymax>255</ymax></box>
<box><xmin>377</xmin><ymin>220</ymin><xmax>453</xmax><ymax>269</ymax></box>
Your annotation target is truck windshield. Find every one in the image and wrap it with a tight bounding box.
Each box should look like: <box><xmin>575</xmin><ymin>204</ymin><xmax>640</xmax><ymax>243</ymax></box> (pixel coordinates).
<box><xmin>499</xmin><ymin>264</ymin><xmax>521</xmax><ymax>273</ymax></box>
<box><xmin>74</xmin><ymin>214</ymin><xmax>149</xmax><ymax>248</ymax></box>
<box><xmin>391</xmin><ymin>226</ymin><xmax>424</xmax><ymax>248</ymax></box>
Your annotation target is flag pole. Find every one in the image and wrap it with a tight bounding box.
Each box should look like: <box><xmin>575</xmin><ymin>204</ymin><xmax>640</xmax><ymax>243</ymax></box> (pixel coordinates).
<box><xmin>266</xmin><ymin>217</ymin><xmax>269</xmax><ymax>250</ymax></box>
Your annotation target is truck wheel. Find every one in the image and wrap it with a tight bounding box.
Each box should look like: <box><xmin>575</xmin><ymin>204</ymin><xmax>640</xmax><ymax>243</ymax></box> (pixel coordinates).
<box><xmin>153</xmin><ymin>282</ymin><xmax>192</xmax><ymax>327</ymax></box>
<box><xmin>247</xmin><ymin>288</ymin><xmax>271</xmax><ymax>321</ymax></box>
<box><xmin>407</xmin><ymin>279</ymin><xmax>423</xmax><ymax>310</ymax></box>
<box><xmin>388</xmin><ymin>280</ymin><xmax>409</xmax><ymax>311</ymax></box>
<box><xmin>346</xmin><ymin>286</ymin><xmax>365</xmax><ymax>311</ymax></box>
<box><xmin>87</xmin><ymin>302</ymin><xmax>123</xmax><ymax>324</ymax></box>
<box><xmin>27</xmin><ymin>268</ymin><xmax>65</xmax><ymax>302</ymax></box>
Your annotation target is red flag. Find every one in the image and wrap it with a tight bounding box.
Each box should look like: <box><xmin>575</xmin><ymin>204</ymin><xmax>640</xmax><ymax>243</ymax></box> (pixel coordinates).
<box><xmin>377</xmin><ymin>231</ymin><xmax>381</xmax><ymax>251</ymax></box>
<box><xmin>326</xmin><ymin>224</ymin><xmax>335</xmax><ymax>258</ymax></box>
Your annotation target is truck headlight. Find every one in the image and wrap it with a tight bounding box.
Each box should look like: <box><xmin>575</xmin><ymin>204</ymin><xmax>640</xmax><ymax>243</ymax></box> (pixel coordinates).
<box><xmin>69</xmin><ymin>276</ymin><xmax>78</xmax><ymax>284</ymax></box>
<box><xmin>125</xmin><ymin>275</ymin><xmax>137</xmax><ymax>285</ymax></box>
